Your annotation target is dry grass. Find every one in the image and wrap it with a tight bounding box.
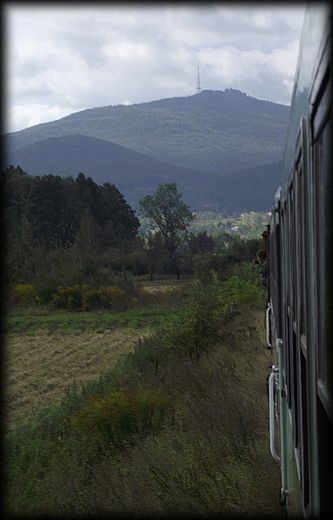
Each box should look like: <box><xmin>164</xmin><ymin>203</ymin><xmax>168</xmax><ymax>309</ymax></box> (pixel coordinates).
<box><xmin>140</xmin><ymin>279</ymin><xmax>192</xmax><ymax>291</ymax></box>
<box><xmin>4</xmin><ymin>328</ymin><xmax>149</xmax><ymax>431</ymax></box>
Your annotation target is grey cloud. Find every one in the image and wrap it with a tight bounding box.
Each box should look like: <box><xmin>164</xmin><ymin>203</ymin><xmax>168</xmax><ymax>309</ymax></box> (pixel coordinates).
<box><xmin>5</xmin><ymin>3</ymin><xmax>306</xmax><ymax>133</ymax></box>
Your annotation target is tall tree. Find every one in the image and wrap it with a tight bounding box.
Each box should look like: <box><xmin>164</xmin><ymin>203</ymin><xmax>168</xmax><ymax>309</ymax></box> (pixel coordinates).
<box><xmin>139</xmin><ymin>183</ymin><xmax>195</xmax><ymax>274</ymax></box>
<box><xmin>100</xmin><ymin>182</ymin><xmax>140</xmax><ymax>247</ymax></box>
<box><xmin>75</xmin><ymin>174</ymin><xmax>140</xmax><ymax>249</ymax></box>
<box><xmin>29</xmin><ymin>174</ymin><xmax>82</xmax><ymax>248</ymax></box>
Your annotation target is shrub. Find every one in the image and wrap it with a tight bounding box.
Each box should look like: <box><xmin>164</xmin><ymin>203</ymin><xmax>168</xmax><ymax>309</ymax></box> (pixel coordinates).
<box><xmin>50</xmin><ymin>284</ymin><xmax>129</xmax><ymax>311</ymax></box>
<box><xmin>222</xmin><ymin>275</ymin><xmax>263</xmax><ymax>307</ymax></box>
<box><xmin>68</xmin><ymin>386</ymin><xmax>176</xmax><ymax>449</ymax></box>
<box><xmin>193</xmin><ymin>252</ymin><xmax>215</xmax><ymax>285</ymax></box>
<box><xmin>13</xmin><ymin>283</ymin><xmax>35</xmax><ymax>305</ymax></box>
<box><xmin>162</xmin><ymin>283</ymin><xmax>235</xmax><ymax>363</ymax></box>
<box><xmin>82</xmin><ymin>286</ymin><xmax>127</xmax><ymax>311</ymax></box>
<box><xmin>51</xmin><ymin>284</ymin><xmax>89</xmax><ymax>309</ymax></box>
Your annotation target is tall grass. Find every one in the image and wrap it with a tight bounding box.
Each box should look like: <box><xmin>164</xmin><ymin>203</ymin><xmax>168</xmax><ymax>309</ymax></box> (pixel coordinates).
<box><xmin>4</xmin><ymin>266</ymin><xmax>282</xmax><ymax>516</ymax></box>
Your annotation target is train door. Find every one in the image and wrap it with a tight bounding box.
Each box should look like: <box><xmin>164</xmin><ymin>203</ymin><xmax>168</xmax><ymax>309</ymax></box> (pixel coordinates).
<box><xmin>271</xmin><ymin>165</ymin><xmax>302</xmax><ymax>515</ymax></box>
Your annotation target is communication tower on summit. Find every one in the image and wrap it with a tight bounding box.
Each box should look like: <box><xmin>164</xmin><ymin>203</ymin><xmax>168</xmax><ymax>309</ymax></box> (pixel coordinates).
<box><xmin>196</xmin><ymin>61</ymin><xmax>201</xmax><ymax>94</ymax></box>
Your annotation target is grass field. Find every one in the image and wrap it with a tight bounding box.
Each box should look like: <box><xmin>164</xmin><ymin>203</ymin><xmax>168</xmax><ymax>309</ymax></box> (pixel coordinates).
<box><xmin>4</xmin><ymin>278</ymin><xmax>283</xmax><ymax>516</ymax></box>
<box><xmin>4</xmin><ymin>302</ymin><xmax>267</xmax><ymax>431</ymax></box>
<box><xmin>5</xmin><ymin>328</ymin><xmax>149</xmax><ymax>431</ymax></box>
<box><xmin>4</xmin><ymin>302</ymin><xmax>184</xmax><ymax>432</ymax></box>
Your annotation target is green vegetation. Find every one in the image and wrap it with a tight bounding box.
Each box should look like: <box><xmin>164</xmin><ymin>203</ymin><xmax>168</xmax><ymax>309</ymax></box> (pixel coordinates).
<box><xmin>5</xmin><ymin>303</ymin><xmax>186</xmax><ymax>336</ymax></box>
<box><xmin>3</xmin><ymin>172</ymin><xmax>265</xmax><ymax>307</ymax></box>
<box><xmin>69</xmin><ymin>386</ymin><xmax>176</xmax><ymax>450</ymax></box>
<box><xmin>139</xmin><ymin>182</ymin><xmax>195</xmax><ymax>277</ymax></box>
<box><xmin>3</xmin><ymin>173</ymin><xmax>281</xmax><ymax>515</ymax></box>
<box><xmin>4</xmin><ymin>265</ymin><xmax>282</xmax><ymax>516</ymax></box>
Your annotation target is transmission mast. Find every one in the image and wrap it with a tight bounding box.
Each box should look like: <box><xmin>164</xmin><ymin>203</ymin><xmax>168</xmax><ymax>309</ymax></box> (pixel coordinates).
<box><xmin>196</xmin><ymin>61</ymin><xmax>201</xmax><ymax>94</ymax></box>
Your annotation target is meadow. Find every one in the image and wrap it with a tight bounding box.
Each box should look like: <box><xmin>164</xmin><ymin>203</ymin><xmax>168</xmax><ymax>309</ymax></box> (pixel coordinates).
<box><xmin>3</xmin><ymin>274</ymin><xmax>283</xmax><ymax>516</ymax></box>
<box><xmin>4</xmin><ymin>302</ymin><xmax>182</xmax><ymax>430</ymax></box>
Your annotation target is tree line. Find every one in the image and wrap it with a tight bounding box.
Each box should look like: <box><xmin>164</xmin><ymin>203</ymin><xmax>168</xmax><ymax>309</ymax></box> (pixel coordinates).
<box><xmin>2</xmin><ymin>166</ymin><xmax>262</xmax><ymax>305</ymax></box>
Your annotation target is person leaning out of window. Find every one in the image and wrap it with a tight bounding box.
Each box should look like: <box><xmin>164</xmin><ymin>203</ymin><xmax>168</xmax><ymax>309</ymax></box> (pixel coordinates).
<box><xmin>254</xmin><ymin>250</ymin><xmax>268</xmax><ymax>303</ymax></box>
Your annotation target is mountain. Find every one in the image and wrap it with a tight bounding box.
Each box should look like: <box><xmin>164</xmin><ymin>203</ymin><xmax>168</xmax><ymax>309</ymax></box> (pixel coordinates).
<box><xmin>5</xmin><ymin>89</ymin><xmax>289</xmax><ymax>174</ymax></box>
<box><xmin>5</xmin><ymin>133</ymin><xmax>281</xmax><ymax>214</ymax></box>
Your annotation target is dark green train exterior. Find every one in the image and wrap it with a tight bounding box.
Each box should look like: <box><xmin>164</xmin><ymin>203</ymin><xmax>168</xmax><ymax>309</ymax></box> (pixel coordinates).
<box><xmin>266</xmin><ymin>4</ymin><xmax>332</xmax><ymax>517</ymax></box>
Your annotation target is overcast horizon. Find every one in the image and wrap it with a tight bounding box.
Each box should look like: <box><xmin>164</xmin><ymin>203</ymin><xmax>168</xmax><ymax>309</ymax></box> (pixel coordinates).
<box><xmin>4</xmin><ymin>3</ymin><xmax>307</xmax><ymax>134</ymax></box>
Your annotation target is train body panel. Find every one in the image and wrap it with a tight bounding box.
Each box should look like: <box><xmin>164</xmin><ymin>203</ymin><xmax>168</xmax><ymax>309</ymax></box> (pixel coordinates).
<box><xmin>267</xmin><ymin>4</ymin><xmax>332</xmax><ymax>517</ymax></box>
<box><xmin>281</xmin><ymin>5</ymin><xmax>330</xmax><ymax>196</ymax></box>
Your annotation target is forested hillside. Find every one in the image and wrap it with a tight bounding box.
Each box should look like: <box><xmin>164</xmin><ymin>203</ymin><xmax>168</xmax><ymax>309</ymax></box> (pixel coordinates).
<box><xmin>6</xmin><ymin>89</ymin><xmax>289</xmax><ymax>173</ymax></box>
<box><xmin>6</xmin><ymin>133</ymin><xmax>281</xmax><ymax>213</ymax></box>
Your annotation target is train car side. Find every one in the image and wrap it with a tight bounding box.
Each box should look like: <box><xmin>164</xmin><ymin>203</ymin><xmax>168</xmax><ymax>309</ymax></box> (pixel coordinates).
<box><xmin>267</xmin><ymin>5</ymin><xmax>332</xmax><ymax>517</ymax></box>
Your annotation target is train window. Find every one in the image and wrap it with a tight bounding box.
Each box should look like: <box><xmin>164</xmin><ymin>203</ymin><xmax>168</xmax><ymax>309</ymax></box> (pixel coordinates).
<box><xmin>289</xmin><ymin>182</ymin><xmax>297</xmax><ymax>327</ymax></box>
<box><xmin>286</xmin><ymin>314</ymin><xmax>291</xmax><ymax>408</ymax></box>
<box><xmin>292</xmin><ymin>329</ymin><xmax>299</xmax><ymax>449</ymax></box>
<box><xmin>284</xmin><ymin>195</ymin><xmax>290</xmax><ymax>316</ymax></box>
<box><xmin>300</xmin><ymin>350</ymin><xmax>309</xmax><ymax>508</ymax></box>
<box><xmin>312</xmin><ymin>93</ymin><xmax>332</xmax><ymax>418</ymax></box>
<box><xmin>309</xmin><ymin>21</ymin><xmax>332</xmax><ymax>515</ymax></box>
<box><xmin>296</xmin><ymin>157</ymin><xmax>306</xmax><ymax>339</ymax></box>
<box><xmin>281</xmin><ymin>199</ymin><xmax>291</xmax><ymax>409</ymax></box>
<box><xmin>285</xmin><ymin>189</ymin><xmax>293</xmax><ymax>412</ymax></box>
<box><xmin>322</xmin><ymin>121</ymin><xmax>332</xmax><ymax>404</ymax></box>
<box><xmin>294</xmin><ymin>116</ymin><xmax>309</xmax><ymax>345</ymax></box>
<box><xmin>316</xmin><ymin>395</ymin><xmax>333</xmax><ymax>512</ymax></box>
<box><xmin>310</xmin><ymin>25</ymin><xmax>332</xmax><ymax>418</ymax></box>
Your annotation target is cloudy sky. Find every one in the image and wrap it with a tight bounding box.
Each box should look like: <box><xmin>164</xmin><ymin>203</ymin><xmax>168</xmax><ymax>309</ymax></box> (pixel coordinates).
<box><xmin>4</xmin><ymin>2</ymin><xmax>306</xmax><ymax>134</ymax></box>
